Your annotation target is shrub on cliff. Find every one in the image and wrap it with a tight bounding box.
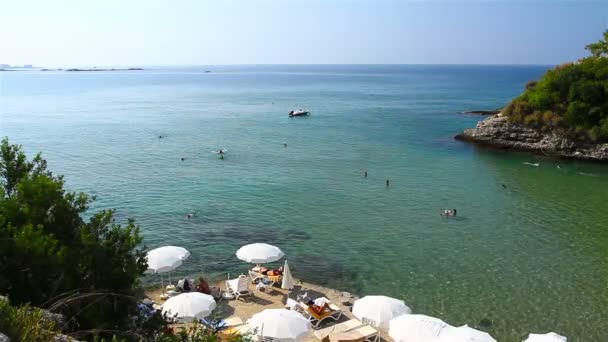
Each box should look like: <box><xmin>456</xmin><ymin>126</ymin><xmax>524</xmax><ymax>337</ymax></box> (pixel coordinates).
<box><xmin>0</xmin><ymin>299</ymin><xmax>59</xmax><ymax>341</ymax></box>
<box><xmin>0</xmin><ymin>138</ymin><xmax>148</xmax><ymax>340</ymax></box>
<box><xmin>503</xmin><ymin>30</ymin><xmax>608</xmax><ymax>141</ymax></box>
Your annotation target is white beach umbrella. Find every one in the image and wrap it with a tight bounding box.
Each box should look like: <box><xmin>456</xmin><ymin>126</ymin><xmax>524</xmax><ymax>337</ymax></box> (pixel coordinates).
<box><xmin>352</xmin><ymin>295</ymin><xmax>412</xmax><ymax>329</ymax></box>
<box><xmin>236</xmin><ymin>243</ymin><xmax>284</xmax><ymax>264</ymax></box>
<box><xmin>146</xmin><ymin>246</ymin><xmax>191</xmax><ymax>289</ymax></box>
<box><xmin>389</xmin><ymin>314</ymin><xmax>450</xmax><ymax>342</ymax></box>
<box><xmin>440</xmin><ymin>324</ymin><xmax>497</xmax><ymax>342</ymax></box>
<box><xmin>161</xmin><ymin>292</ymin><xmax>216</xmax><ymax>322</ymax></box>
<box><xmin>146</xmin><ymin>246</ymin><xmax>190</xmax><ymax>273</ymax></box>
<box><xmin>281</xmin><ymin>260</ymin><xmax>295</xmax><ymax>290</ymax></box>
<box><xmin>524</xmin><ymin>332</ymin><xmax>567</xmax><ymax>342</ymax></box>
<box><xmin>248</xmin><ymin>309</ymin><xmax>310</xmax><ymax>342</ymax></box>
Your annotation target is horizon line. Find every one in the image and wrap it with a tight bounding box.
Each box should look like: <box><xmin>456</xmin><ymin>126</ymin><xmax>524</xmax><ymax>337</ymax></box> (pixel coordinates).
<box><xmin>11</xmin><ymin>62</ymin><xmax>558</xmax><ymax>68</ymax></box>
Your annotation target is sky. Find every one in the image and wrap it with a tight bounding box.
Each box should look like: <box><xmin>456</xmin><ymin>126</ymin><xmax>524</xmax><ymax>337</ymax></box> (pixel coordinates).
<box><xmin>0</xmin><ymin>0</ymin><xmax>607</xmax><ymax>66</ymax></box>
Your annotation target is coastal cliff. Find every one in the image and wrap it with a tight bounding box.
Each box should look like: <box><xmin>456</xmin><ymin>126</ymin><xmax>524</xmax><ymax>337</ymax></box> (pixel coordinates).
<box><xmin>455</xmin><ymin>115</ymin><xmax>608</xmax><ymax>161</ymax></box>
<box><xmin>456</xmin><ymin>30</ymin><xmax>608</xmax><ymax>162</ymax></box>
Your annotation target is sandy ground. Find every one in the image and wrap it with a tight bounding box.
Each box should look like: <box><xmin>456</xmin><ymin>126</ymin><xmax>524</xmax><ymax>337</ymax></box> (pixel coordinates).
<box><xmin>145</xmin><ymin>279</ymin><xmax>389</xmax><ymax>342</ymax></box>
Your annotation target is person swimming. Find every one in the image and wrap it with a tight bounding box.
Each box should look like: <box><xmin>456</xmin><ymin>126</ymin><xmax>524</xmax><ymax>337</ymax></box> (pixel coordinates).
<box><xmin>441</xmin><ymin>209</ymin><xmax>457</xmax><ymax>217</ymax></box>
<box><xmin>364</xmin><ymin>170</ymin><xmax>368</xmax><ymax>178</ymax></box>
<box><xmin>220</xmin><ymin>155</ymin><xmax>224</xmax><ymax>160</ymax></box>
<box><xmin>284</xmin><ymin>143</ymin><xmax>287</xmax><ymax>148</ymax></box>
<box><xmin>386</xmin><ymin>179</ymin><xmax>390</xmax><ymax>187</ymax></box>
<box><xmin>186</xmin><ymin>213</ymin><xmax>193</xmax><ymax>219</ymax></box>
<box><xmin>181</xmin><ymin>157</ymin><xmax>185</xmax><ymax>161</ymax></box>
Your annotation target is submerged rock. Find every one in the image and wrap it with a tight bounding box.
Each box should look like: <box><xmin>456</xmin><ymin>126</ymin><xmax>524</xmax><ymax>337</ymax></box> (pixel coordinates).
<box><xmin>455</xmin><ymin>115</ymin><xmax>608</xmax><ymax>162</ymax></box>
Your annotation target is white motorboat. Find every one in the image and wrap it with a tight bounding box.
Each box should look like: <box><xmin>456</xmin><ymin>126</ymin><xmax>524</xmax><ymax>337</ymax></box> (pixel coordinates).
<box><xmin>288</xmin><ymin>109</ymin><xmax>310</xmax><ymax>117</ymax></box>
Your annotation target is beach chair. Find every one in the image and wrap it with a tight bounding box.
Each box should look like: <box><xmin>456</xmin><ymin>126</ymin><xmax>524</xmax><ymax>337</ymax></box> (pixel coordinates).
<box><xmin>313</xmin><ymin>319</ymin><xmax>364</xmax><ymax>341</ymax></box>
<box><xmin>330</xmin><ymin>325</ymin><xmax>380</xmax><ymax>342</ymax></box>
<box><xmin>248</xmin><ymin>270</ymin><xmax>264</xmax><ymax>284</ymax></box>
<box><xmin>285</xmin><ymin>298</ymin><xmax>299</xmax><ymax>310</ymax></box>
<box><xmin>219</xmin><ymin>323</ymin><xmax>257</xmax><ymax>340</ymax></box>
<box><xmin>200</xmin><ymin>316</ymin><xmax>244</xmax><ymax>332</ymax></box>
<box><xmin>261</xmin><ymin>337</ymin><xmax>281</xmax><ymax>342</ymax></box>
<box><xmin>360</xmin><ymin>317</ymin><xmax>379</xmax><ymax>328</ymax></box>
<box><xmin>226</xmin><ymin>275</ymin><xmax>252</xmax><ymax>300</ymax></box>
<box><xmin>294</xmin><ymin>301</ymin><xmax>342</xmax><ymax>328</ymax></box>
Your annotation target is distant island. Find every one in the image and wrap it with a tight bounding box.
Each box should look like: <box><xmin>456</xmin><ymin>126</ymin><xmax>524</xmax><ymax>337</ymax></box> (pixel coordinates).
<box><xmin>64</xmin><ymin>67</ymin><xmax>143</xmax><ymax>72</ymax></box>
<box><xmin>456</xmin><ymin>30</ymin><xmax>608</xmax><ymax>162</ymax></box>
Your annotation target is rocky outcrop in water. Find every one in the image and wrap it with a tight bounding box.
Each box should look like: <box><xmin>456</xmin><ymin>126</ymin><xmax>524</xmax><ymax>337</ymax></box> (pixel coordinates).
<box><xmin>462</xmin><ymin>110</ymin><xmax>501</xmax><ymax>115</ymax></box>
<box><xmin>455</xmin><ymin>115</ymin><xmax>608</xmax><ymax>162</ymax></box>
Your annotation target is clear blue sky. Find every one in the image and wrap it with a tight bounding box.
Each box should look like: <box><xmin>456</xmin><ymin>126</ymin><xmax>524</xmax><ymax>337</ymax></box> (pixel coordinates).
<box><xmin>0</xmin><ymin>0</ymin><xmax>606</xmax><ymax>66</ymax></box>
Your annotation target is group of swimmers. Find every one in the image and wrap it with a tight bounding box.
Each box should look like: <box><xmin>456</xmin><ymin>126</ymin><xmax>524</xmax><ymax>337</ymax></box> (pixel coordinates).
<box><xmin>363</xmin><ymin>170</ymin><xmax>391</xmax><ymax>187</ymax></box>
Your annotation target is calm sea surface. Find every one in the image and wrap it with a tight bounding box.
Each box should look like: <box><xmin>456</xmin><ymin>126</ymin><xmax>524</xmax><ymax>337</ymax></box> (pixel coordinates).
<box><xmin>1</xmin><ymin>65</ymin><xmax>607</xmax><ymax>340</ymax></box>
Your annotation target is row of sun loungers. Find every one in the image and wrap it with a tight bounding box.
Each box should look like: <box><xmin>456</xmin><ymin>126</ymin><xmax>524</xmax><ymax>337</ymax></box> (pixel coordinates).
<box><xmin>212</xmin><ymin>275</ymin><xmax>379</xmax><ymax>342</ymax></box>
<box><xmin>216</xmin><ymin>317</ymin><xmax>378</xmax><ymax>342</ymax></box>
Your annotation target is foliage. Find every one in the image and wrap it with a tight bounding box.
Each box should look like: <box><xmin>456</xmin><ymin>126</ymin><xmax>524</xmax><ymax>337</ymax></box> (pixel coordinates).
<box><xmin>0</xmin><ymin>138</ymin><xmax>148</xmax><ymax>340</ymax></box>
<box><xmin>585</xmin><ymin>29</ymin><xmax>608</xmax><ymax>57</ymax></box>
<box><xmin>503</xmin><ymin>31</ymin><xmax>608</xmax><ymax>141</ymax></box>
<box><xmin>0</xmin><ymin>299</ymin><xmax>59</xmax><ymax>341</ymax></box>
<box><xmin>151</xmin><ymin>323</ymin><xmax>254</xmax><ymax>342</ymax></box>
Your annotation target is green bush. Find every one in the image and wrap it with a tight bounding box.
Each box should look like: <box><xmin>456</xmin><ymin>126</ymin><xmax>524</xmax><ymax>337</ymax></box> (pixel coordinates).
<box><xmin>502</xmin><ymin>30</ymin><xmax>608</xmax><ymax>141</ymax></box>
<box><xmin>0</xmin><ymin>299</ymin><xmax>59</xmax><ymax>341</ymax></box>
<box><xmin>0</xmin><ymin>138</ymin><xmax>148</xmax><ymax>341</ymax></box>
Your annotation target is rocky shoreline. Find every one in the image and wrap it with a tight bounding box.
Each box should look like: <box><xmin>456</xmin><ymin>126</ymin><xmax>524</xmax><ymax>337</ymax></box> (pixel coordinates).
<box><xmin>455</xmin><ymin>115</ymin><xmax>608</xmax><ymax>162</ymax></box>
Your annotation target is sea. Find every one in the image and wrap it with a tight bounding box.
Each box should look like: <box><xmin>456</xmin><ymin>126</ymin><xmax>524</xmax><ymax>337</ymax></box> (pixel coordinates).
<box><xmin>1</xmin><ymin>65</ymin><xmax>607</xmax><ymax>340</ymax></box>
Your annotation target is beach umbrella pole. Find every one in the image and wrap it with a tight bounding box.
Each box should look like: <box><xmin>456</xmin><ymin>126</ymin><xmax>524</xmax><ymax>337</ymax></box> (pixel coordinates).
<box><xmin>161</xmin><ymin>273</ymin><xmax>165</xmax><ymax>294</ymax></box>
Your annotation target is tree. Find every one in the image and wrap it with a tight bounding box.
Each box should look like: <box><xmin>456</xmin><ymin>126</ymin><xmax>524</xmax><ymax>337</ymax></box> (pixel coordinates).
<box><xmin>502</xmin><ymin>30</ymin><xmax>608</xmax><ymax>141</ymax></box>
<box><xmin>0</xmin><ymin>138</ymin><xmax>148</xmax><ymax>341</ymax></box>
<box><xmin>585</xmin><ymin>29</ymin><xmax>608</xmax><ymax>57</ymax></box>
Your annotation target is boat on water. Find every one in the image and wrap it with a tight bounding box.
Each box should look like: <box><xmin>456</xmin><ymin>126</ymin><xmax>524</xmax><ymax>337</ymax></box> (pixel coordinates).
<box><xmin>288</xmin><ymin>109</ymin><xmax>310</xmax><ymax>117</ymax></box>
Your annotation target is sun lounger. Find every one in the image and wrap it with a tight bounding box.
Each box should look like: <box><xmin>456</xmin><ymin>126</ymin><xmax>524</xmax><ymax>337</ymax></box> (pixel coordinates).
<box><xmin>219</xmin><ymin>323</ymin><xmax>258</xmax><ymax>340</ymax></box>
<box><xmin>313</xmin><ymin>319</ymin><xmax>364</xmax><ymax>341</ymax></box>
<box><xmin>329</xmin><ymin>325</ymin><xmax>379</xmax><ymax>342</ymax></box>
<box><xmin>248</xmin><ymin>270</ymin><xmax>265</xmax><ymax>284</ymax></box>
<box><xmin>226</xmin><ymin>275</ymin><xmax>252</xmax><ymax>300</ymax></box>
<box><xmin>201</xmin><ymin>316</ymin><xmax>244</xmax><ymax>332</ymax></box>
<box><xmin>293</xmin><ymin>301</ymin><xmax>342</xmax><ymax>328</ymax></box>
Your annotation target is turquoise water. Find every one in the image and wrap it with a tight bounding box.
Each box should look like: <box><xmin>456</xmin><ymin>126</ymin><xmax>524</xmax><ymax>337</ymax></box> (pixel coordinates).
<box><xmin>1</xmin><ymin>66</ymin><xmax>607</xmax><ymax>341</ymax></box>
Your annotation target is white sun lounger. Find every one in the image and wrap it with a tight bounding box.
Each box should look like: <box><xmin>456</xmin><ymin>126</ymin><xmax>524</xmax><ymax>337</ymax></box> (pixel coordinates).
<box><xmin>293</xmin><ymin>301</ymin><xmax>343</xmax><ymax>328</ymax></box>
<box><xmin>313</xmin><ymin>318</ymin><xmax>364</xmax><ymax>341</ymax></box>
<box><xmin>331</xmin><ymin>325</ymin><xmax>380</xmax><ymax>342</ymax></box>
<box><xmin>226</xmin><ymin>275</ymin><xmax>252</xmax><ymax>300</ymax></box>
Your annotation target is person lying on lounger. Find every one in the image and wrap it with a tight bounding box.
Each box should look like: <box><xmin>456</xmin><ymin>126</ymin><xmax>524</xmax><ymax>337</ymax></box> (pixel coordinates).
<box><xmin>307</xmin><ymin>300</ymin><xmax>330</xmax><ymax>315</ymax></box>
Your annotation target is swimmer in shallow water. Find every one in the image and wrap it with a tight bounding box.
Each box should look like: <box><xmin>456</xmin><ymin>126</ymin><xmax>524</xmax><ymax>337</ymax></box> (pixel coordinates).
<box><xmin>441</xmin><ymin>209</ymin><xmax>457</xmax><ymax>217</ymax></box>
<box><xmin>186</xmin><ymin>213</ymin><xmax>193</xmax><ymax>219</ymax></box>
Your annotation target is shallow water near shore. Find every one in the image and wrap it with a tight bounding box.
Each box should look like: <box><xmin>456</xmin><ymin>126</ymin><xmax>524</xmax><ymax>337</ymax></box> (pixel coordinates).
<box><xmin>2</xmin><ymin>65</ymin><xmax>608</xmax><ymax>340</ymax></box>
